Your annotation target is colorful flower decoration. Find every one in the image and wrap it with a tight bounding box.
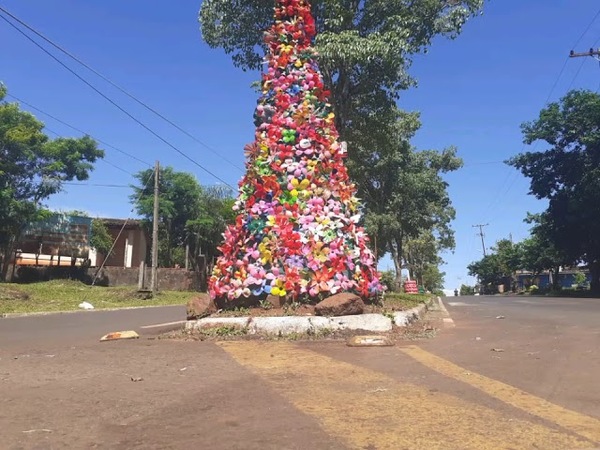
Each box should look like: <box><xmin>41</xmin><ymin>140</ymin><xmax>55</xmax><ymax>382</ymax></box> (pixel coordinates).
<box><xmin>209</xmin><ymin>0</ymin><xmax>383</xmax><ymax>302</ymax></box>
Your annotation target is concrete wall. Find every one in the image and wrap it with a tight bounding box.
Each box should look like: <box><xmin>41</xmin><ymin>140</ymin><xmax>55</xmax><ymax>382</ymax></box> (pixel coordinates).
<box><xmin>93</xmin><ymin>267</ymin><xmax>200</xmax><ymax>291</ymax></box>
<box><xmin>9</xmin><ymin>265</ymin><xmax>199</xmax><ymax>291</ymax></box>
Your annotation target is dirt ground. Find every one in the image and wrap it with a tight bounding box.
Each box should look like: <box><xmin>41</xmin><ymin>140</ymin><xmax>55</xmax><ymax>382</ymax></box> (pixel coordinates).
<box><xmin>213</xmin><ymin>294</ymin><xmax>427</xmax><ymax>318</ymax></box>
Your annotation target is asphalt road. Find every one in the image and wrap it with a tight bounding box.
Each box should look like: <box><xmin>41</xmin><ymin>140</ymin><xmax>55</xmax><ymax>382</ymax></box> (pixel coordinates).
<box><xmin>1</xmin><ymin>295</ymin><xmax>599</xmax><ymax>449</ymax></box>
<box><xmin>429</xmin><ymin>294</ymin><xmax>600</xmax><ymax>419</ymax></box>
<box><xmin>0</xmin><ymin>305</ymin><xmax>186</xmax><ymax>350</ymax></box>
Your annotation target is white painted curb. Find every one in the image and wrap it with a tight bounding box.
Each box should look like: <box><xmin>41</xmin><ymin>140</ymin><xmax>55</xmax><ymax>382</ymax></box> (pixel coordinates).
<box><xmin>186</xmin><ymin>299</ymin><xmax>432</xmax><ymax>336</ymax></box>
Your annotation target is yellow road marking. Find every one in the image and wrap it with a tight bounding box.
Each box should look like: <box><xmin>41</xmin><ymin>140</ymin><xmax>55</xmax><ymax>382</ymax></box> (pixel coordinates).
<box><xmin>219</xmin><ymin>341</ymin><xmax>591</xmax><ymax>449</ymax></box>
<box><xmin>400</xmin><ymin>345</ymin><xmax>600</xmax><ymax>444</ymax></box>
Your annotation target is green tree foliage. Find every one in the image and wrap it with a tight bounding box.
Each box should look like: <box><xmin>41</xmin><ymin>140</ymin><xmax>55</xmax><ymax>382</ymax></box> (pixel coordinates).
<box><xmin>378</xmin><ymin>269</ymin><xmax>398</xmax><ymax>292</ymax></box>
<box><xmin>508</xmin><ymin>89</ymin><xmax>600</xmax><ymax>292</ymax></box>
<box><xmin>89</xmin><ymin>219</ymin><xmax>113</xmax><ymax>257</ymax></box>
<box><xmin>421</xmin><ymin>264</ymin><xmax>445</xmax><ymax>294</ymax></box>
<box><xmin>199</xmin><ymin>0</ymin><xmax>483</xmax><ymax>135</ymax></box>
<box><xmin>0</xmin><ymin>86</ymin><xmax>104</xmax><ymax>279</ymax></box>
<box><xmin>459</xmin><ymin>284</ymin><xmax>475</xmax><ymax>295</ymax></box>
<box><xmin>518</xmin><ymin>213</ymin><xmax>567</xmax><ymax>290</ymax></box>
<box><xmin>468</xmin><ymin>239</ymin><xmax>521</xmax><ymax>291</ymax></box>
<box><xmin>186</xmin><ymin>185</ymin><xmax>237</xmax><ymax>274</ymax></box>
<box><xmin>130</xmin><ymin>168</ymin><xmax>235</xmax><ymax>286</ymax></box>
<box><xmin>573</xmin><ymin>271</ymin><xmax>587</xmax><ymax>288</ymax></box>
<box><xmin>131</xmin><ymin>167</ymin><xmax>203</xmax><ymax>268</ymax></box>
<box><xmin>467</xmin><ymin>253</ymin><xmax>502</xmax><ymax>289</ymax></box>
<box><xmin>362</xmin><ymin>139</ymin><xmax>462</xmax><ymax>287</ymax></box>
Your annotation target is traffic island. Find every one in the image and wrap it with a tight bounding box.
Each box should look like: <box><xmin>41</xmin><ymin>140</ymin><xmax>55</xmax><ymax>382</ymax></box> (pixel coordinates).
<box><xmin>184</xmin><ymin>296</ymin><xmax>433</xmax><ymax>339</ymax></box>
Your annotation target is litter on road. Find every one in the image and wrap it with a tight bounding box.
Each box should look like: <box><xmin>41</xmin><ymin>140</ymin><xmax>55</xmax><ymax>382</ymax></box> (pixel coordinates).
<box><xmin>100</xmin><ymin>330</ymin><xmax>140</xmax><ymax>342</ymax></box>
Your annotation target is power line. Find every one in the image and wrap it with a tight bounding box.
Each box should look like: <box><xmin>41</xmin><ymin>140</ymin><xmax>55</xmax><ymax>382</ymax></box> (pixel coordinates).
<box><xmin>571</xmin><ymin>6</ymin><xmax>600</xmax><ymax>50</ymax></box>
<box><xmin>0</xmin><ymin>5</ymin><xmax>244</xmax><ymax>173</ymax></box>
<box><xmin>480</xmin><ymin>11</ymin><xmax>600</xmax><ymax>223</ymax></box>
<box><xmin>99</xmin><ymin>159</ymin><xmax>137</xmax><ymax>177</ymax></box>
<box><xmin>565</xmin><ymin>56</ymin><xmax>589</xmax><ymax>91</ymax></box>
<box><xmin>91</xmin><ymin>166</ymin><xmax>157</xmax><ymax>286</ymax></box>
<box><xmin>11</xmin><ymin>92</ymin><xmax>151</xmax><ymax>166</ymax></box>
<box><xmin>62</xmin><ymin>182</ymin><xmax>131</xmax><ymax>188</ymax></box>
<box><xmin>0</xmin><ymin>10</ymin><xmax>237</xmax><ymax>191</ymax></box>
<box><xmin>46</xmin><ymin>127</ymin><xmax>135</xmax><ymax>176</ymax></box>
<box><xmin>462</xmin><ymin>160</ymin><xmax>504</xmax><ymax>168</ymax></box>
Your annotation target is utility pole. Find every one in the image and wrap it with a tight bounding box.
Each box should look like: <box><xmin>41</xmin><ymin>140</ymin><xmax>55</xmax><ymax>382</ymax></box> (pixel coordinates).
<box><xmin>472</xmin><ymin>223</ymin><xmax>489</xmax><ymax>257</ymax></box>
<box><xmin>150</xmin><ymin>161</ymin><xmax>160</xmax><ymax>295</ymax></box>
<box><xmin>569</xmin><ymin>48</ymin><xmax>600</xmax><ymax>59</ymax></box>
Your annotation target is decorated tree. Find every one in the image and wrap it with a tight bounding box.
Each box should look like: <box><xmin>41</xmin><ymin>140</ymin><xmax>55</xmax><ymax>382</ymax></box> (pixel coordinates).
<box><xmin>209</xmin><ymin>0</ymin><xmax>382</xmax><ymax>303</ymax></box>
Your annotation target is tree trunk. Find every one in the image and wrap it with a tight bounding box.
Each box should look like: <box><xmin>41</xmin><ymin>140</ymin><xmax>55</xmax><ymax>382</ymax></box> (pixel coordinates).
<box><xmin>552</xmin><ymin>266</ymin><xmax>560</xmax><ymax>291</ymax></box>
<box><xmin>0</xmin><ymin>237</ymin><xmax>17</xmax><ymax>282</ymax></box>
<box><xmin>390</xmin><ymin>240</ymin><xmax>403</xmax><ymax>291</ymax></box>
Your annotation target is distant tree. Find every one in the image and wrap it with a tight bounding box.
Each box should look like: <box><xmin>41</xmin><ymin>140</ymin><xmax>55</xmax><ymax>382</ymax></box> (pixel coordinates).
<box><xmin>519</xmin><ymin>213</ymin><xmax>569</xmax><ymax>291</ymax></box>
<box><xmin>421</xmin><ymin>264</ymin><xmax>445</xmax><ymax>294</ymax></box>
<box><xmin>0</xmin><ymin>86</ymin><xmax>104</xmax><ymax>280</ymax></box>
<box><xmin>378</xmin><ymin>270</ymin><xmax>397</xmax><ymax>293</ymax></box>
<box><xmin>459</xmin><ymin>284</ymin><xmax>475</xmax><ymax>296</ymax></box>
<box><xmin>131</xmin><ymin>168</ymin><xmax>235</xmax><ymax>287</ymax></box>
<box><xmin>508</xmin><ymin>89</ymin><xmax>600</xmax><ymax>292</ymax></box>
<box><xmin>89</xmin><ymin>219</ymin><xmax>113</xmax><ymax>257</ymax></box>
<box><xmin>573</xmin><ymin>271</ymin><xmax>587</xmax><ymax>288</ymax></box>
<box><xmin>361</xmin><ymin>142</ymin><xmax>462</xmax><ymax>288</ymax></box>
<box><xmin>186</xmin><ymin>185</ymin><xmax>237</xmax><ymax>281</ymax></box>
<box><xmin>468</xmin><ymin>239</ymin><xmax>522</xmax><ymax>291</ymax></box>
<box><xmin>131</xmin><ymin>167</ymin><xmax>204</xmax><ymax>268</ymax></box>
<box><xmin>468</xmin><ymin>254</ymin><xmax>503</xmax><ymax>289</ymax></box>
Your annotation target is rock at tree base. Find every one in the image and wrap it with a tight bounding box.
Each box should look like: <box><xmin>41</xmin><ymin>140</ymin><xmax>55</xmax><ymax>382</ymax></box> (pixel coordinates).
<box><xmin>315</xmin><ymin>292</ymin><xmax>364</xmax><ymax>316</ymax></box>
<box><xmin>187</xmin><ymin>294</ymin><xmax>217</xmax><ymax>320</ymax></box>
<box><xmin>266</xmin><ymin>294</ymin><xmax>286</xmax><ymax>309</ymax></box>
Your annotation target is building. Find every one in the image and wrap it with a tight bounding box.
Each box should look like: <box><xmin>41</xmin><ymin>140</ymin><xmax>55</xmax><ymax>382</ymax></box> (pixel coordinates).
<box><xmin>89</xmin><ymin>219</ymin><xmax>148</xmax><ymax>268</ymax></box>
<box><xmin>13</xmin><ymin>215</ymin><xmax>148</xmax><ymax>269</ymax></box>
<box><xmin>516</xmin><ymin>268</ymin><xmax>591</xmax><ymax>290</ymax></box>
<box><xmin>14</xmin><ymin>213</ymin><xmax>92</xmax><ymax>267</ymax></box>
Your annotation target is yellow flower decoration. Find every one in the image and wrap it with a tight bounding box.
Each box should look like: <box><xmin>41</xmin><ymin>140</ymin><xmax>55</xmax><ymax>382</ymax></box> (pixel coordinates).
<box><xmin>291</xmin><ymin>178</ymin><xmax>310</xmax><ymax>191</ymax></box>
<box><xmin>271</xmin><ymin>278</ymin><xmax>287</xmax><ymax>297</ymax></box>
<box><xmin>258</xmin><ymin>239</ymin><xmax>273</xmax><ymax>264</ymax></box>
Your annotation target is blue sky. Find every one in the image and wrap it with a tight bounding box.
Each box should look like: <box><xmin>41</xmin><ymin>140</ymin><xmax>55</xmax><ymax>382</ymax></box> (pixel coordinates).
<box><xmin>2</xmin><ymin>0</ymin><xmax>600</xmax><ymax>290</ymax></box>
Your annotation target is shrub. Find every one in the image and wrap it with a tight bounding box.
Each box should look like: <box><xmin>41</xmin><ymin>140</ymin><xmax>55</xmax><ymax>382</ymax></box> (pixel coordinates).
<box><xmin>528</xmin><ymin>284</ymin><xmax>539</xmax><ymax>293</ymax></box>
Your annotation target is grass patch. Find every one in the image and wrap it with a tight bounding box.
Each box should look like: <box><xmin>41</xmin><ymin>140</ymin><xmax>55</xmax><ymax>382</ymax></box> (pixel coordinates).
<box><xmin>198</xmin><ymin>325</ymin><xmax>248</xmax><ymax>337</ymax></box>
<box><xmin>0</xmin><ymin>280</ymin><xmax>192</xmax><ymax>315</ymax></box>
<box><xmin>382</xmin><ymin>292</ymin><xmax>431</xmax><ymax>310</ymax></box>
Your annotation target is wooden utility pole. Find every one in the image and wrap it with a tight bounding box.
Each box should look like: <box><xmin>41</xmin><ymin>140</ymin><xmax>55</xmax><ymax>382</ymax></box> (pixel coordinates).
<box><xmin>472</xmin><ymin>224</ymin><xmax>489</xmax><ymax>257</ymax></box>
<box><xmin>150</xmin><ymin>161</ymin><xmax>160</xmax><ymax>295</ymax></box>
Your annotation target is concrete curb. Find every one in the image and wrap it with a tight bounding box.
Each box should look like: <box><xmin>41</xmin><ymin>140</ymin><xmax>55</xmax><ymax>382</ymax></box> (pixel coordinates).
<box><xmin>436</xmin><ymin>296</ymin><xmax>455</xmax><ymax>327</ymax></box>
<box><xmin>186</xmin><ymin>297</ymin><xmax>435</xmax><ymax>336</ymax></box>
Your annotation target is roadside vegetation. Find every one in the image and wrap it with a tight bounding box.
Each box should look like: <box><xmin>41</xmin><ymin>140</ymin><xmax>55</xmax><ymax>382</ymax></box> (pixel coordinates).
<box><xmin>0</xmin><ymin>280</ymin><xmax>190</xmax><ymax>315</ymax></box>
<box><xmin>469</xmin><ymin>90</ymin><xmax>600</xmax><ymax>295</ymax></box>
